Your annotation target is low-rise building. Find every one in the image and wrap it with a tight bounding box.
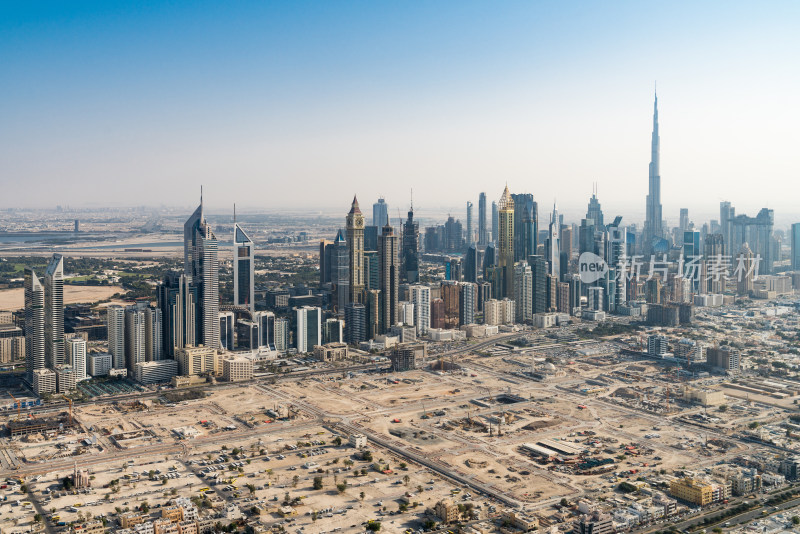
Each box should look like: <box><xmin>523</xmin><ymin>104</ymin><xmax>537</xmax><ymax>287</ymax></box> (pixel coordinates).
<box><xmin>349</xmin><ymin>433</ymin><xmax>367</xmax><ymax>448</ymax></box>
<box><xmin>33</xmin><ymin>368</ymin><xmax>56</xmax><ymax>396</ymax></box>
<box><xmin>312</xmin><ymin>342</ymin><xmax>348</xmax><ymax>362</ymax></box>
<box><xmin>222</xmin><ymin>357</ymin><xmax>254</xmax><ymax>382</ymax></box>
<box><xmin>434</xmin><ymin>499</ymin><xmax>459</xmax><ymax>524</ymax></box>
<box><xmin>87</xmin><ymin>352</ymin><xmax>113</xmax><ymax>377</ymax></box>
<box><xmin>669</xmin><ymin>477</ymin><xmax>713</xmax><ymax>506</ymax></box>
<box><xmin>134</xmin><ymin>359</ymin><xmax>178</xmax><ymax>384</ymax></box>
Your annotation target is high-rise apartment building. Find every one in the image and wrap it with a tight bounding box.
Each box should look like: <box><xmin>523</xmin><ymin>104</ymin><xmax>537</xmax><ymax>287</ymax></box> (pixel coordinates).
<box><xmin>459</xmin><ymin>282</ymin><xmax>477</xmax><ymax>326</ymax></box>
<box><xmin>736</xmin><ymin>243</ymin><xmax>755</xmax><ymax>296</ymax></box>
<box><xmin>513</xmin><ymin>262</ymin><xmax>533</xmax><ymax>323</ymax></box>
<box><xmin>144</xmin><ymin>306</ymin><xmax>162</xmax><ymax>361</ymax></box>
<box><xmin>184</xmin><ymin>195</ymin><xmax>220</xmax><ymax>349</ymax></box>
<box><xmin>497</xmin><ymin>186</ymin><xmax>515</xmax><ymax>300</ymax></box>
<box><xmin>44</xmin><ymin>254</ymin><xmax>65</xmax><ymax>369</ymax></box>
<box><xmin>346</xmin><ymin>196</ymin><xmax>366</xmax><ymax>304</ymax></box>
<box><xmin>331</xmin><ymin>229</ymin><xmax>350</xmax><ymax>315</ymax></box>
<box><xmin>66</xmin><ymin>336</ymin><xmax>87</xmax><ymax>381</ymax></box>
<box><xmin>106</xmin><ymin>305</ymin><xmax>125</xmax><ymax>369</ymax></box>
<box><xmin>409</xmin><ymin>285</ymin><xmax>431</xmax><ymax>336</ymax></box>
<box><xmin>24</xmin><ymin>268</ymin><xmax>45</xmax><ymax>383</ymax></box>
<box><xmin>124</xmin><ymin>305</ymin><xmax>146</xmax><ymax>374</ymax></box>
<box><xmin>464</xmin><ymin>244</ymin><xmax>478</xmax><ymax>284</ymax></box>
<box><xmin>466</xmin><ymin>201</ymin><xmax>474</xmax><ymax>245</ymax></box>
<box><xmin>296</xmin><ymin>306</ymin><xmax>321</xmax><ymax>353</ymax></box>
<box><xmin>233</xmin><ymin>219</ymin><xmax>255</xmax><ymax>313</ymax></box>
<box><xmin>344</xmin><ymin>303</ymin><xmax>367</xmax><ymax>345</ymax></box>
<box><xmin>478</xmin><ymin>192</ymin><xmax>488</xmax><ymax>246</ymax></box>
<box><xmin>491</xmin><ymin>201</ymin><xmax>498</xmax><ymax>244</ymax></box>
<box><xmin>379</xmin><ymin>225</ymin><xmax>400</xmax><ymax>333</ymax></box>
<box><xmin>791</xmin><ymin>223</ymin><xmax>800</xmax><ymax>271</ymax></box>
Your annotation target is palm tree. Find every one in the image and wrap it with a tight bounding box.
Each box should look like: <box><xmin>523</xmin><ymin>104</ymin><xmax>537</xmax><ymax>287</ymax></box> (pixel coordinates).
<box><xmin>403</xmin><ymin>475</ymin><xmax>410</xmax><ymax>486</ymax></box>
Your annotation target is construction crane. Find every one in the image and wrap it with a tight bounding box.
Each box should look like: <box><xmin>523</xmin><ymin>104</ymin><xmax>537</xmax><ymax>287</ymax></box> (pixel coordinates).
<box><xmin>61</xmin><ymin>395</ymin><xmax>73</xmax><ymax>427</ymax></box>
<box><xmin>7</xmin><ymin>391</ymin><xmax>21</xmax><ymax>422</ymax></box>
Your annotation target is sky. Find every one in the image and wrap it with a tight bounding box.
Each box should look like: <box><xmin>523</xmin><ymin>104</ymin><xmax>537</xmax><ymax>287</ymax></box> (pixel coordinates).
<box><xmin>1</xmin><ymin>1</ymin><xmax>799</xmax><ymax>227</ymax></box>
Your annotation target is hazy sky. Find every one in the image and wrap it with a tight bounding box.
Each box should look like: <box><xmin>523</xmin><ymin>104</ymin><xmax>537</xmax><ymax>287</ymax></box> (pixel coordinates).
<box><xmin>2</xmin><ymin>1</ymin><xmax>799</xmax><ymax>226</ymax></box>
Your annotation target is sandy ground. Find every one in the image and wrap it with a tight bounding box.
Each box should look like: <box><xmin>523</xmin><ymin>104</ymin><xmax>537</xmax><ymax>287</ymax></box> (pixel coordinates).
<box><xmin>0</xmin><ymin>285</ymin><xmax>123</xmax><ymax>311</ymax></box>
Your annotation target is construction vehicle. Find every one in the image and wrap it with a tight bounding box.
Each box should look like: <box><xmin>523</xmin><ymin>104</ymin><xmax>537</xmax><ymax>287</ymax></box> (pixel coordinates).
<box><xmin>7</xmin><ymin>392</ymin><xmax>22</xmax><ymax>421</ymax></box>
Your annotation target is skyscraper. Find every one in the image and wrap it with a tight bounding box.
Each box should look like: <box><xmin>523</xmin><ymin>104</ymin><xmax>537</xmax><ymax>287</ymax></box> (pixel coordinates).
<box><xmin>464</xmin><ymin>244</ymin><xmax>478</xmax><ymax>284</ymax></box>
<box><xmin>466</xmin><ymin>201</ymin><xmax>474</xmax><ymax>245</ymax></box>
<box><xmin>644</xmin><ymin>91</ymin><xmax>663</xmax><ymax>254</ymax></box>
<box><xmin>736</xmin><ymin>243</ymin><xmax>755</xmax><ymax>296</ymax></box>
<box><xmin>156</xmin><ymin>271</ymin><xmax>198</xmax><ymax>357</ymax></box>
<box><xmin>378</xmin><ymin>224</ymin><xmax>400</xmax><ymax>332</ymax></box>
<box><xmin>184</xmin><ymin>193</ymin><xmax>220</xmax><ymax>349</ymax></box>
<box><xmin>296</xmin><ymin>306</ymin><xmax>321</xmax><ymax>353</ymax></box>
<box><xmin>125</xmin><ymin>304</ymin><xmax>146</xmax><ymax>374</ymax></box>
<box><xmin>586</xmin><ymin>186</ymin><xmax>604</xmax><ymax>228</ymax></box>
<box><xmin>346</xmin><ymin>196</ymin><xmax>366</xmax><ymax>304</ymax></box>
<box><xmin>720</xmin><ymin>201</ymin><xmax>735</xmax><ymax>256</ymax></box>
<box><xmin>24</xmin><ymin>268</ymin><xmax>45</xmax><ymax>383</ymax></box>
<box><xmin>106</xmin><ymin>305</ymin><xmax>125</xmax><ymax>369</ymax></box>
<box><xmin>512</xmin><ymin>193</ymin><xmax>537</xmax><ymax>263</ymax></box>
<box><xmin>546</xmin><ymin>203</ymin><xmax>561</xmax><ymax>281</ymax></box>
<box><xmin>409</xmin><ymin>284</ymin><xmax>431</xmax><ymax>336</ymax></box>
<box><xmin>44</xmin><ymin>254</ymin><xmax>65</xmax><ymax>369</ymax></box>
<box><xmin>233</xmin><ymin>216</ymin><xmax>255</xmax><ymax>313</ymax></box>
<box><xmin>679</xmin><ymin>208</ymin><xmax>690</xmax><ymax>231</ymax></box>
<box><xmin>331</xmin><ymin>229</ymin><xmax>350</xmax><ymax>315</ymax></box>
<box><xmin>729</xmin><ymin>207</ymin><xmax>775</xmax><ymax>274</ymax></box>
<box><xmin>66</xmin><ymin>337</ymin><xmax>87</xmax><ymax>381</ymax></box>
<box><xmin>372</xmin><ymin>197</ymin><xmax>388</xmax><ymax>234</ymax></box>
<box><xmin>791</xmin><ymin>223</ymin><xmax>800</xmax><ymax>271</ymax></box>
<box><xmin>402</xmin><ymin>203</ymin><xmax>419</xmax><ymax>283</ymax></box>
<box><xmin>704</xmin><ymin>233</ymin><xmax>725</xmax><ymax>294</ymax></box>
<box><xmin>344</xmin><ymin>303</ymin><xmax>366</xmax><ymax>345</ymax></box>
<box><xmin>497</xmin><ymin>186</ymin><xmax>515</xmax><ymax>299</ymax></box>
<box><xmin>491</xmin><ymin>201</ymin><xmax>499</xmax><ymax>244</ymax></box>
<box><xmin>513</xmin><ymin>262</ymin><xmax>533</xmax><ymax>323</ymax></box>
<box><xmin>144</xmin><ymin>306</ymin><xmax>162</xmax><ymax>361</ymax></box>
<box><xmin>478</xmin><ymin>192</ymin><xmax>488</xmax><ymax>246</ymax></box>
<box><xmin>528</xmin><ymin>255</ymin><xmax>548</xmax><ymax>315</ymax></box>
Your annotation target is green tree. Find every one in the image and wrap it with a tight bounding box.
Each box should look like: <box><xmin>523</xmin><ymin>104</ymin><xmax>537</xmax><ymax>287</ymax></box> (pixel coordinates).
<box><xmin>336</xmin><ymin>482</ymin><xmax>348</xmax><ymax>493</ymax></box>
<box><xmin>359</xmin><ymin>491</ymin><xmax>365</xmax><ymax>500</ymax></box>
<box><xmin>313</xmin><ymin>477</ymin><xmax>323</xmax><ymax>490</ymax></box>
<box><xmin>33</xmin><ymin>514</ymin><xmax>42</xmax><ymax>523</ymax></box>
<box><xmin>365</xmin><ymin>520</ymin><xmax>381</xmax><ymax>531</ymax></box>
<box><xmin>333</xmin><ymin>436</ymin><xmax>342</xmax><ymax>446</ymax></box>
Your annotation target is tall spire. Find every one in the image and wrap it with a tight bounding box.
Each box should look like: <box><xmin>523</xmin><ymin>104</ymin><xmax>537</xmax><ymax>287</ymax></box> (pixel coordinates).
<box><xmin>233</xmin><ymin>203</ymin><xmax>236</xmax><ymax>223</ymax></box>
<box><xmin>644</xmin><ymin>88</ymin><xmax>663</xmax><ymax>253</ymax></box>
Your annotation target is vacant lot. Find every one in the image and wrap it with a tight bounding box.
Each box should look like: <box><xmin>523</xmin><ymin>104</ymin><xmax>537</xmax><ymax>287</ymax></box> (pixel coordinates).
<box><xmin>0</xmin><ymin>285</ymin><xmax>123</xmax><ymax>310</ymax></box>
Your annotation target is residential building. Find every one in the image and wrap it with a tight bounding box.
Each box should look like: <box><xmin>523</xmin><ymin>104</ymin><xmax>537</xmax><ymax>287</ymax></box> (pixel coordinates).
<box><xmin>44</xmin><ymin>254</ymin><xmax>65</xmax><ymax>369</ymax></box>
<box><xmin>24</xmin><ymin>268</ymin><xmax>46</xmax><ymax>383</ymax></box>
<box><xmin>222</xmin><ymin>357</ymin><xmax>254</xmax><ymax>382</ymax></box>
<box><xmin>65</xmin><ymin>336</ymin><xmax>87</xmax><ymax>381</ymax></box>
<box><xmin>296</xmin><ymin>306</ymin><xmax>322</xmax><ymax>353</ymax></box>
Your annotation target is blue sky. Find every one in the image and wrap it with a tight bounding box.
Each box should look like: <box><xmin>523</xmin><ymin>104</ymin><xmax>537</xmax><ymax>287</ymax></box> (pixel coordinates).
<box><xmin>1</xmin><ymin>1</ymin><xmax>799</xmax><ymax>225</ymax></box>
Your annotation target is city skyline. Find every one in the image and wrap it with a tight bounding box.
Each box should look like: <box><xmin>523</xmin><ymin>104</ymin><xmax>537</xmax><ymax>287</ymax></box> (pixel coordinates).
<box><xmin>2</xmin><ymin>2</ymin><xmax>799</xmax><ymax>214</ymax></box>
